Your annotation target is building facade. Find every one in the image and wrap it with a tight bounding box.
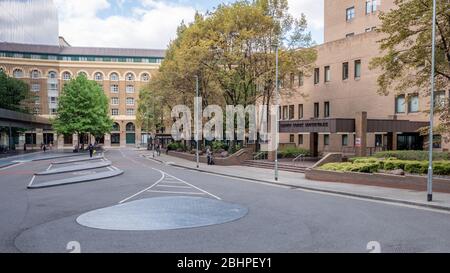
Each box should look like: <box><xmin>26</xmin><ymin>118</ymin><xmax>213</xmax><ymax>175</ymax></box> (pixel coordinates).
<box><xmin>278</xmin><ymin>0</ymin><xmax>449</xmax><ymax>156</ymax></box>
<box><xmin>0</xmin><ymin>40</ymin><xmax>164</xmax><ymax>149</ymax></box>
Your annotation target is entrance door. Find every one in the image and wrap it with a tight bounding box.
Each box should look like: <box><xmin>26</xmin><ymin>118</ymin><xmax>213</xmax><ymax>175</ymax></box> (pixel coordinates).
<box><xmin>310</xmin><ymin>133</ymin><xmax>319</xmax><ymax>157</ymax></box>
<box><xmin>397</xmin><ymin>133</ymin><xmax>424</xmax><ymax>150</ymax></box>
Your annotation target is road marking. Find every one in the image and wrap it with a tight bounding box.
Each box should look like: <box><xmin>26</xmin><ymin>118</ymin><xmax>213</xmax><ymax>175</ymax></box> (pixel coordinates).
<box><xmin>46</xmin><ymin>164</ymin><xmax>53</xmax><ymax>171</ymax></box>
<box><xmin>153</xmin><ymin>168</ymin><xmax>221</xmax><ymax>200</ymax></box>
<box><xmin>0</xmin><ymin>162</ymin><xmax>24</xmax><ymax>170</ymax></box>
<box><xmin>155</xmin><ymin>184</ymin><xmax>192</xmax><ymax>189</ymax></box>
<box><xmin>118</xmin><ymin>171</ymin><xmax>166</xmax><ymax>204</ymax></box>
<box><xmin>147</xmin><ymin>190</ymin><xmax>206</xmax><ymax>195</ymax></box>
<box><xmin>28</xmin><ymin>175</ymin><xmax>36</xmax><ymax>188</ymax></box>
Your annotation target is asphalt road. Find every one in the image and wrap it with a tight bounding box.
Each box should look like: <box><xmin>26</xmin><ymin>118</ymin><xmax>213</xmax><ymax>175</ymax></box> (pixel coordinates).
<box><xmin>1</xmin><ymin>148</ymin><xmax>450</xmax><ymax>253</ymax></box>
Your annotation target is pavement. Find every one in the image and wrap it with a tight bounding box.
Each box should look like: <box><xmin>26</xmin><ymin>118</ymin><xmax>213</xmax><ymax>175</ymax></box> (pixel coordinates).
<box><xmin>143</xmin><ymin>152</ymin><xmax>450</xmax><ymax>212</ymax></box>
<box><xmin>2</xmin><ymin>148</ymin><xmax>450</xmax><ymax>253</ymax></box>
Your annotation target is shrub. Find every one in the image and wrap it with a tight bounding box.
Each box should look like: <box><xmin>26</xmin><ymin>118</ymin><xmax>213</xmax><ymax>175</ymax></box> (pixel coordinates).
<box><xmin>167</xmin><ymin>142</ymin><xmax>187</xmax><ymax>152</ymax></box>
<box><xmin>434</xmin><ymin>161</ymin><xmax>450</xmax><ymax>176</ymax></box>
<box><xmin>374</xmin><ymin>151</ymin><xmax>449</xmax><ymax>161</ymax></box>
<box><xmin>211</xmin><ymin>141</ymin><xmax>229</xmax><ymax>152</ymax></box>
<box><xmin>279</xmin><ymin>147</ymin><xmax>310</xmax><ymax>158</ymax></box>
<box><xmin>320</xmin><ymin>162</ymin><xmax>380</xmax><ymax>173</ymax></box>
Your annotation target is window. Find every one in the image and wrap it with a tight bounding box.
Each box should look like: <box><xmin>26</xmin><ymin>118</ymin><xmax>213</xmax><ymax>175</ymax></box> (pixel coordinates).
<box><xmin>111</xmin><ymin>109</ymin><xmax>119</xmax><ymax>116</ymax></box>
<box><xmin>13</xmin><ymin>69</ymin><xmax>23</xmax><ymax>78</ymax></box>
<box><xmin>48</xmin><ymin>71</ymin><xmax>57</xmax><ymax>79</ymax></box>
<box><xmin>126</xmin><ymin>73</ymin><xmax>135</xmax><ymax>81</ymax></box>
<box><xmin>298</xmin><ymin>134</ymin><xmax>304</xmax><ymax>145</ymax></box>
<box><xmin>314</xmin><ymin>103</ymin><xmax>320</xmax><ymax>118</ymax></box>
<box><xmin>433</xmin><ymin>135</ymin><xmax>442</xmax><ymax>149</ymax></box>
<box><xmin>366</xmin><ymin>0</ymin><xmax>378</xmax><ymax>14</ymax></box>
<box><xmin>141</xmin><ymin>73</ymin><xmax>150</xmax><ymax>82</ymax></box>
<box><xmin>289</xmin><ymin>105</ymin><xmax>295</xmax><ymax>120</ymax></box>
<box><xmin>298</xmin><ymin>104</ymin><xmax>304</xmax><ymax>119</ymax></box>
<box><xmin>365</xmin><ymin>28</ymin><xmax>372</xmax><ymax>32</ymax></box>
<box><xmin>30</xmin><ymin>70</ymin><xmax>40</xmax><ymax>79</ymax></box>
<box><xmin>126</xmin><ymin>85</ymin><xmax>134</xmax><ymax>93</ymax></box>
<box><xmin>395</xmin><ymin>95</ymin><xmax>406</xmax><ymax>114</ymax></box>
<box><xmin>50</xmin><ymin>108</ymin><xmax>57</xmax><ymax>115</ymax></box>
<box><xmin>324</xmin><ymin>66</ymin><xmax>331</xmax><ymax>82</ymax></box>
<box><xmin>126</xmin><ymin>97</ymin><xmax>135</xmax><ymax>106</ymax></box>
<box><xmin>34</xmin><ymin>96</ymin><xmax>40</xmax><ymax>105</ymax></box>
<box><xmin>408</xmin><ymin>94</ymin><xmax>419</xmax><ymax>113</ymax></box>
<box><xmin>31</xmin><ymin>84</ymin><xmax>40</xmax><ymax>92</ymax></box>
<box><xmin>298</xmin><ymin>72</ymin><xmax>304</xmax><ymax>87</ymax></box>
<box><xmin>94</xmin><ymin>72</ymin><xmax>103</xmax><ymax>81</ymax></box>
<box><xmin>346</xmin><ymin>33</ymin><xmax>355</xmax><ymax>38</ymax></box>
<box><xmin>324</xmin><ymin>101</ymin><xmax>330</xmax><ymax>118</ymax></box>
<box><xmin>324</xmin><ymin>135</ymin><xmax>330</xmax><ymax>146</ymax></box>
<box><xmin>346</xmin><ymin>7</ymin><xmax>355</xmax><ymax>21</ymax></box>
<box><xmin>434</xmin><ymin>91</ymin><xmax>446</xmax><ymax>108</ymax></box>
<box><xmin>314</xmin><ymin>68</ymin><xmax>320</xmax><ymax>84</ymax></box>
<box><xmin>78</xmin><ymin>71</ymin><xmax>87</xmax><ymax>78</ymax></box>
<box><xmin>49</xmin><ymin>97</ymin><xmax>58</xmax><ymax>104</ymax></box>
<box><xmin>342</xmin><ymin>62</ymin><xmax>349</xmax><ymax>80</ymax></box>
<box><xmin>111</xmin><ymin>85</ymin><xmax>119</xmax><ymax>93</ymax></box>
<box><xmin>289</xmin><ymin>134</ymin><xmax>295</xmax><ymax>143</ymax></box>
<box><xmin>282</xmin><ymin>106</ymin><xmax>288</xmax><ymax>120</ymax></box>
<box><xmin>289</xmin><ymin>73</ymin><xmax>295</xmax><ymax>87</ymax></box>
<box><xmin>111</xmin><ymin>97</ymin><xmax>119</xmax><ymax>105</ymax></box>
<box><xmin>342</xmin><ymin>135</ymin><xmax>349</xmax><ymax>146</ymax></box>
<box><xmin>110</xmin><ymin>73</ymin><xmax>119</xmax><ymax>81</ymax></box>
<box><xmin>354</xmin><ymin>60</ymin><xmax>361</xmax><ymax>78</ymax></box>
<box><xmin>126</xmin><ymin>109</ymin><xmax>135</xmax><ymax>116</ymax></box>
<box><xmin>62</xmin><ymin>72</ymin><xmax>71</xmax><ymax>81</ymax></box>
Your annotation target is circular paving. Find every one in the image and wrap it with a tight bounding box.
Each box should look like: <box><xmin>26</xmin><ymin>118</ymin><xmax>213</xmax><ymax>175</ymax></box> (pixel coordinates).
<box><xmin>76</xmin><ymin>196</ymin><xmax>248</xmax><ymax>231</ymax></box>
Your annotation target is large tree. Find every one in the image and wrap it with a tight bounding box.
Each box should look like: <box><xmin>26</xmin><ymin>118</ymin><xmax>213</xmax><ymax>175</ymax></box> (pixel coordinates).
<box><xmin>0</xmin><ymin>71</ymin><xmax>32</xmax><ymax>113</ymax></box>
<box><xmin>370</xmin><ymin>0</ymin><xmax>450</xmax><ymax>135</ymax></box>
<box><xmin>53</xmin><ymin>75</ymin><xmax>113</xmax><ymax>146</ymax></box>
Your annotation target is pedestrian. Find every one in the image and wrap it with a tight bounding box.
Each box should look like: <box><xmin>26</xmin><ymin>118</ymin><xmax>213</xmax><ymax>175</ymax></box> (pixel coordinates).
<box><xmin>43</xmin><ymin>144</ymin><xmax>47</xmax><ymax>153</ymax></box>
<box><xmin>157</xmin><ymin>144</ymin><xmax>161</xmax><ymax>156</ymax></box>
<box><xmin>206</xmin><ymin>147</ymin><xmax>212</xmax><ymax>165</ymax></box>
<box><xmin>88</xmin><ymin>143</ymin><xmax>94</xmax><ymax>158</ymax></box>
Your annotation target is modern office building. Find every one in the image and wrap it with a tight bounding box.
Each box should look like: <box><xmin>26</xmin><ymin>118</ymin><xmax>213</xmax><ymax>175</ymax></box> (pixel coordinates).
<box><xmin>0</xmin><ymin>0</ymin><xmax>165</xmax><ymax>149</ymax></box>
<box><xmin>278</xmin><ymin>0</ymin><xmax>449</xmax><ymax>156</ymax></box>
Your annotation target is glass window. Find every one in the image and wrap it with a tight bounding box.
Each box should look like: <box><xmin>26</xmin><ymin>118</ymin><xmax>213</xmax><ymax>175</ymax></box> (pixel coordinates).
<box><xmin>433</xmin><ymin>135</ymin><xmax>442</xmax><ymax>149</ymax></box>
<box><xmin>13</xmin><ymin>69</ymin><xmax>24</xmax><ymax>78</ymax></box>
<box><xmin>324</xmin><ymin>66</ymin><xmax>331</xmax><ymax>82</ymax></box>
<box><xmin>298</xmin><ymin>134</ymin><xmax>304</xmax><ymax>145</ymax></box>
<box><xmin>324</xmin><ymin>135</ymin><xmax>330</xmax><ymax>146</ymax></box>
<box><xmin>110</xmin><ymin>73</ymin><xmax>119</xmax><ymax>81</ymax></box>
<box><xmin>126</xmin><ymin>85</ymin><xmax>135</xmax><ymax>93</ymax></box>
<box><xmin>290</xmin><ymin>73</ymin><xmax>295</xmax><ymax>87</ymax></box>
<box><xmin>111</xmin><ymin>85</ymin><xmax>119</xmax><ymax>93</ymax></box>
<box><xmin>31</xmin><ymin>84</ymin><xmax>40</xmax><ymax>92</ymax></box>
<box><xmin>111</xmin><ymin>97</ymin><xmax>119</xmax><ymax>105</ymax></box>
<box><xmin>314</xmin><ymin>103</ymin><xmax>320</xmax><ymax>118</ymax></box>
<box><xmin>141</xmin><ymin>73</ymin><xmax>150</xmax><ymax>82</ymax></box>
<box><xmin>298</xmin><ymin>72</ymin><xmax>304</xmax><ymax>87</ymax></box>
<box><xmin>366</xmin><ymin>1</ymin><xmax>372</xmax><ymax>14</ymax></box>
<box><xmin>126</xmin><ymin>97</ymin><xmax>135</xmax><ymax>106</ymax></box>
<box><xmin>324</xmin><ymin>101</ymin><xmax>330</xmax><ymax>118</ymax></box>
<box><xmin>298</xmin><ymin>104</ymin><xmax>304</xmax><ymax>119</ymax></box>
<box><xmin>346</xmin><ymin>7</ymin><xmax>355</xmax><ymax>21</ymax></box>
<box><xmin>62</xmin><ymin>72</ymin><xmax>71</xmax><ymax>81</ymax></box>
<box><xmin>314</xmin><ymin>68</ymin><xmax>320</xmax><ymax>84</ymax></box>
<box><xmin>289</xmin><ymin>105</ymin><xmax>295</xmax><ymax>120</ymax></box>
<box><xmin>127</xmin><ymin>109</ymin><xmax>135</xmax><ymax>116</ymax></box>
<box><xmin>290</xmin><ymin>134</ymin><xmax>295</xmax><ymax>143</ymax></box>
<box><xmin>408</xmin><ymin>94</ymin><xmax>419</xmax><ymax>113</ymax></box>
<box><xmin>111</xmin><ymin>109</ymin><xmax>119</xmax><ymax>116</ymax></box>
<box><xmin>396</xmin><ymin>95</ymin><xmax>406</xmax><ymax>114</ymax></box>
<box><xmin>94</xmin><ymin>72</ymin><xmax>103</xmax><ymax>81</ymax></box>
<box><xmin>126</xmin><ymin>73</ymin><xmax>135</xmax><ymax>81</ymax></box>
<box><xmin>434</xmin><ymin>91</ymin><xmax>446</xmax><ymax>108</ymax></box>
<box><xmin>31</xmin><ymin>70</ymin><xmax>40</xmax><ymax>79</ymax></box>
<box><xmin>354</xmin><ymin>60</ymin><xmax>361</xmax><ymax>78</ymax></box>
<box><xmin>342</xmin><ymin>62</ymin><xmax>349</xmax><ymax>80</ymax></box>
<box><xmin>282</xmin><ymin>106</ymin><xmax>288</xmax><ymax>120</ymax></box>
<box><xmin>342</xmin><ymin>135</ymin><xmax>349</xmax><ymax>146</ymax></box>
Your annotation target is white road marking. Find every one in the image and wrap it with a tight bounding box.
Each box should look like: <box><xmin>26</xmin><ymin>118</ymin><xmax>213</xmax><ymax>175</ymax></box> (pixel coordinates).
<box><xmin>28</xmin><ymin>175</ymin><xmax>36</xmax><ymax>188</ymax></box>
<box><xmin>155</xmin><ymin>184</ymin><xmax>192</xmax><ymax>189</ymax></box>
<box><xmin>0</xmin><ymin>162</ymin><xmax>24</xmax><ymax>170</ymax></box>
<box><xmin>46</xmin><ymin>164</ymin><xmax>53</xmax><ymax>171</ymax></box>
<box><xmin>147</xmin><ymin>190</ymin><xmax>206</xmax><ymax>195</ymax></box>
<box><xmin>118</xmin><ymin>171</ymin><xmax>166</xmax><ymax>204</ymax></box>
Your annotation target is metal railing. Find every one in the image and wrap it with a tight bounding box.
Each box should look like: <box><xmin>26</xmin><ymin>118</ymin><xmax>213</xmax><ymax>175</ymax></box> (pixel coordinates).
<box><xmin>253</xmin><ymin>151</ymin><xmax>268</xmax><ymax>161</ymax></box>
<box><xmin>292</xmin><ymin>154</ymin><xmax>306</xmax><ymax>165</ymax></box>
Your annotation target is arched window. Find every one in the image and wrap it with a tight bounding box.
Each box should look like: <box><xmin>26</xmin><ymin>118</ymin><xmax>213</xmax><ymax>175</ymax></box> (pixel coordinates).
<box><xmin>110</xmin><ymin>72</ymin><xmax>119</xmax><ymax>81</ymax></box>
<box><xmin>126</xmin><ymin>122</ymin><xmax>135</xmax><ymax>132</ymax></box>
<box><xmin>141</xmin><ymin>73</ymin><xmax>150</xmax><ymax>82</ymax></box>
<box><xmin>62</xmin><ymin>71</ymin><xmax>72</xmax><ymax>81</ymax></box>
<box><xmin>48</xmin><ymin>71</ymin><xmax>57</xmax><ymax>79</ymax></box>
<box><xmin>112</xmin><ymin>123</ymin><xmax>120</xmax><ymax>132</ymax></box>
<box><xmin>94</xmin><ymin>72</ymin><xmax>103</xmax><ymax>81</ymax></box>
<box><xmin>126</xmin><ymin>73</ymin><xmax>135</xmax><ymax>81</ymax></box>
<box><xmin>13</xmin><ymin>69</ymin><xmax>24</xmax><ymax>78</ymax></box>
<box><xmin>0</xmin><ymin>67</ymin><xmax>4</xmax><ymax>73</ymax></box>
<box><xmin>30</xmin><ymin>69</ymin><xmax>40</xmax><ymax>79</ymax></box>
<box><xmin>78</xmin><ymin>71</ymin><xmax>87</xmax><ymax>78</ymax></box>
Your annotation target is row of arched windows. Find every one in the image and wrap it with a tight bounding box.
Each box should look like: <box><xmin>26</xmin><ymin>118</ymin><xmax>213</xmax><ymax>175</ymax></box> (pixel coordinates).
<box><xmin>112</xmin><ymin>122</ymin><xmax>136</xmax><ymax>132</ymax></box>
<box><xmin>6</xmin><ymin>68</ymin><xmax>151</xmax><ymax>82</ymax></box>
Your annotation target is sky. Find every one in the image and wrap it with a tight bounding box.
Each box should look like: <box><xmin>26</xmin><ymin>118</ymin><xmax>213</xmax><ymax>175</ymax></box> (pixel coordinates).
<box><xmin>53</xmin><ymin>0</ymin><xmax>324</xmax><ymax>49</ymax></box>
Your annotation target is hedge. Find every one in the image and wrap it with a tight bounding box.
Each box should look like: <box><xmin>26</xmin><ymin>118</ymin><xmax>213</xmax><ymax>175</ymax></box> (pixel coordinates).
<box><xmin>373</xmin><ymin>150</ymin><xmax>449</xmax><ymax>161</ymax></box>
<box><xmin>278</xmin><ymin>147</ymin><xmax>310</xmax><ymax>158</ymax></box>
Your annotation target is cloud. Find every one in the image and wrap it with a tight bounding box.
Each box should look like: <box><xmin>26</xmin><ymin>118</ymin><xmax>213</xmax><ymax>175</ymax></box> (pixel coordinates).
<box><xmin>288</xmin><ymin>0</ymin><xmax>324</xmax><ymax>43</ymax></box>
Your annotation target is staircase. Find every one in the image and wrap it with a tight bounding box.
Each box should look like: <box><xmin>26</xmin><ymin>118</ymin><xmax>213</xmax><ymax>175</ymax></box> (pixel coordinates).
<box><xmin>242</xmin><ymin>160</ymin><xmax>308</xmax><ymax>173</ymax></box>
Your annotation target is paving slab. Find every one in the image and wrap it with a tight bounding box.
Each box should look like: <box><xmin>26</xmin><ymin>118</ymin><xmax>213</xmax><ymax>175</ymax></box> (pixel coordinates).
<box><xmin>52</xmin><ymin>155</ymin><xmax>104</xmax><ymax>165</ymax></box>
<box><xmin>35</xmin><ymin>161</ymin><xmax>111</xmax><ymax>175</ymax></box>
<box><xmin>28</xmin><ymin>169</ymin><xmax>124</xmax><ymax>189</ymax></box>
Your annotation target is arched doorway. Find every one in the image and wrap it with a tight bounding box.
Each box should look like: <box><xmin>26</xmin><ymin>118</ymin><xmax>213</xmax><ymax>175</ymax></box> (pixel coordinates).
<box><xmin>111</xmin><ymin>122</ymin><xmax>120</xmax><ymax>146</ymax></box>
<box><xmin>126</xmin><ymin>122</ymin><xmax>136</xmax><ymax>145</ymax></box>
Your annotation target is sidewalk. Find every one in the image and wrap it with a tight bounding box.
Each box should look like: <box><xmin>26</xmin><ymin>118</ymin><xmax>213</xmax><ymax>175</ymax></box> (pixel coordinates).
<box><xmin>144</xmin><ymin>152</ymin><xmax>450</xmax><ymax>212</ymax></box>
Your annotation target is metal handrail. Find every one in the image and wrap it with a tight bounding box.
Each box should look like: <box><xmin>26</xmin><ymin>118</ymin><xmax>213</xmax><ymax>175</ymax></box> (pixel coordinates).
<box><xmin>292</xmin><ymin>154</ymin><xmax>306</xmax><ymax>165</ymax></box>
<box><xmin>253</xmin><ymin>151</ymin><xmax>267</xmax><ymax>160</ymax></box>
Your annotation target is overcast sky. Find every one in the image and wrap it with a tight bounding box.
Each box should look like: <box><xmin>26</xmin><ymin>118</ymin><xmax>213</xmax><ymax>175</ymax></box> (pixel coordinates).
<box><xmin>54</xmin><ymin>0</ymin><xmax>324</xmax><ymax>49</ymax></box>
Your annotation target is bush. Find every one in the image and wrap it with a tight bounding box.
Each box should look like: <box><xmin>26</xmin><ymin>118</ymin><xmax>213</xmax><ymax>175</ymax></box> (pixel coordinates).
<box><xmin>211</xmin><ymin>141</ymin><xmax>229</xmax><ymax>153</ymax></box>
<box><xmin>279</xmin><ymin>147</ymin><xmax>310</xmax><ymax>158</ymax></box>
<box><xmin>320</xmin><ymin>162</ymin><xmax>380</xmax><ymax>173</ymax></box>
<box><xmin>374</xmin><ymin>151</ymin><xmax>449</xmax><ymax>161</ymax></box>
<box><xmin>167</xmin><ymin>142</ymin><xmax>187</xmax><ymax>152</ymax></box>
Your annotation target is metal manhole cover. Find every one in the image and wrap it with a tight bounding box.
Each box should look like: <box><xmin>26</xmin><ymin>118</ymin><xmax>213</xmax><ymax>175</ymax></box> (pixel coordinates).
<box><xmin>76</xmin><ymin>196</ymin><xmax>248</xmax><ymax>231</ymax></box>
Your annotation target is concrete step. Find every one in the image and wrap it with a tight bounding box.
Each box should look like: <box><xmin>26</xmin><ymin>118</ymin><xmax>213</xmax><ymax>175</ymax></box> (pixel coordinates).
<box><xmin>242</xmin><ymin>160</ymin><xmax>307</xmax><ymax>173</ymax></box>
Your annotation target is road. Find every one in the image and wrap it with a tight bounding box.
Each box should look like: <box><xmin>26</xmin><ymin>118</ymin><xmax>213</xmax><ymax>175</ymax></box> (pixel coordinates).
<box><xmin>1</xmin><ymin>148</ymin><xmax>450</xmax><ymax>253</ymax></box>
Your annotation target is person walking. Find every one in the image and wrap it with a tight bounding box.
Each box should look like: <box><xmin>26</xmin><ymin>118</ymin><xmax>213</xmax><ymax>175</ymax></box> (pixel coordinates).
<box><xmin>206</xmin><ymin>147</ymin><xmax>212</xmax><ymax>165</ymax></box>
<box><xmin>43</xmin><ymin>144</ymin><xmax>47</xmax><ymax>153</ymax></box>
<box><xmin>88</xmin><ymin>143</ymin><xmax>94</xmax><ymax>158</ymax></box>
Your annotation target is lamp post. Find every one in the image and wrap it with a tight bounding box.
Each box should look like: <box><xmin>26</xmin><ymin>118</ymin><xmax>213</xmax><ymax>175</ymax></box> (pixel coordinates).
<box><xmin>195</xmin><ymin>75</ymin><xmax>200</xmax><ymax>169</ymax></box>
<box><xmin>274</xmin><ymin>42</ymin><xmax>279</xmax><ymax>182</ymax></box>
<box><xmin>427</xmin><ymin>0</ymin><xmax>437</xmax><ymax>202</ymax></box>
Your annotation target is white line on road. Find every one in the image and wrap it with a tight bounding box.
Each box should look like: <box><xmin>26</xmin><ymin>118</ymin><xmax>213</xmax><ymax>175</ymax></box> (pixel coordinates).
<box><xmin>147</xmin><ymin>190</ymin><xmax>206</xmax><ymax>195</ymax></box>
<box><xmin>155</xmin><ymin>184</ymin><xmax>192</xmax><ymax>189</ymax></box>
<box><xmin>118</xmin><ymin>171</ymin><xmax>166</xmax><ymax>204</ymax></box>
<box><xmin>28</xmin><ymin>175</ymin><xmax>36</xmax><ymax>188</ymax></box>
<box><xmin>46</xmin><ymin>164</ymin><xmax>52</xmax><ymax>171</ymax></box>
<box><xmin>0</xmin><ymin>162</ymin><xmax>24</xmax><ymax>170</ymax></box>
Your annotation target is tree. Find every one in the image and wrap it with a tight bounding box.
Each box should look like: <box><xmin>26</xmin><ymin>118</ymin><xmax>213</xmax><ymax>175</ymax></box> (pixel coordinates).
<box><xmin>0</xmin><ymin>70</ymin><xmax>32</xmax><ymax>113</ymax></box>
<box><xmin>137</xmin><ymin>82</ymin><xmax>165</xmax><ymax>144</ymax></box>
<box><xmin>52</xmin><ymin>75</ymin><xmax>113</xmax><ymax>147</ymax></box>
<box><xmin>370</xmin><ymin>0</ymin><xmax>450</xmax><ymax>135</ymax></box>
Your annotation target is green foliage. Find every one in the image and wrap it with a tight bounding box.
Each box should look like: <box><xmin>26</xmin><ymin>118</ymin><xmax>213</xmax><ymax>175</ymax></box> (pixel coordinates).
<box><xmin>211</xmin><ymin>141</ymin><xmax>229</xmax><ymax>152</ymax></box>
<box><xmin>278</xmin><ymin>146</ymin><xmax>310</xmax><ymax>158</ymax></box>
<box><xmin>373</xmin><ymin>150</ymin><xmax>449</xmax><ymax>161</ymax></box>
<box><xmin>167</xmin><ymin>142</ymin><xmax>187</xmax><ymax>152</ymax></box>
<box><xmin>0</xmin><ymin>71</ymin><xmax>31</xmax><ymax>113</ymax></box>
<box><xmin>319</xmin><ymin>162</ymin><xmax>381</xmax><ymax>173</ymax></box>
<box><xmin>52</xmin><ymin>75</ymin><xmax>114</xmax><ymax>138</ymax></box>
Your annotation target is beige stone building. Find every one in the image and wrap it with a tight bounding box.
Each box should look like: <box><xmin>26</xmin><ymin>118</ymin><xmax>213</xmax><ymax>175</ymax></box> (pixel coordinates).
<box><xmin>0</xmin><ymin>38</ymin><xmax>164</xmax><ymax>149</ymax></box>
<box><xmin>278</xmin><ymin>0</ymin><xmax>449</xmax><ymax>156</ymax></box>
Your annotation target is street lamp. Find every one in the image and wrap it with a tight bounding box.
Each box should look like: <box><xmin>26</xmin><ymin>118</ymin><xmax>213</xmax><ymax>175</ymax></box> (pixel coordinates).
<box><xmin>274</xmin><ymin>41</ymin><xmax>279</xmax><ymax>182</ymax></box>
<box><xmin>195</xmin><ymin>75</ymin><xmax>200</xmax><ymax>169</ymax></box>
<box><xmin>427</xmin><ymin>0</ymin><xmax>437</xmax><ymax>202</ymax></box>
